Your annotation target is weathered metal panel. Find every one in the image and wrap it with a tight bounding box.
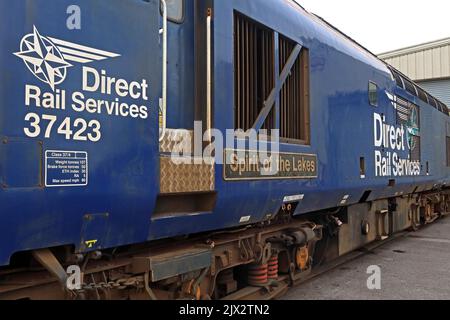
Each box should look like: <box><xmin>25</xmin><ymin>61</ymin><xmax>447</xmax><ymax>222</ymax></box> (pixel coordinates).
<box><xmin>338</xmin><ymin>202</ymin><xmax>384</xmax><ymax>256</ymax></box>
<box><xmin>130</xmin><ymin>248</ymin><xmax>212</xmax><ymax>282</ymax></box>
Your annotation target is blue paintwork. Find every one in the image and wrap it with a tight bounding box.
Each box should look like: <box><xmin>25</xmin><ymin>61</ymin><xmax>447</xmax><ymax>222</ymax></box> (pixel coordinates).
<box><xmin>0</xmin><ymin>0</ymin><xmax>161</xmax><ymax>264</ymax></box>
<box><xmin>1</xmin><ymin>0</ymin><xmax>449</xmax><ymax>266</ymax></box>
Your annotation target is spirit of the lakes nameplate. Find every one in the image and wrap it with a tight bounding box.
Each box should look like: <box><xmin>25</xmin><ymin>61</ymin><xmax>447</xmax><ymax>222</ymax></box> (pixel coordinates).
<box><xmin>224</xmin><ymin>149</ymin><xmax>318</xmax><ymax>180</ymax></box>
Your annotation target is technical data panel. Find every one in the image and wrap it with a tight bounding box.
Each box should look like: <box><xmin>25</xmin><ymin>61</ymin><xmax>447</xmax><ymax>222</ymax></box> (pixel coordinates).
<box><xmin>45</xmin><ymin>150</ymin><xmax>88</xmax><ymax>187</ymax></box>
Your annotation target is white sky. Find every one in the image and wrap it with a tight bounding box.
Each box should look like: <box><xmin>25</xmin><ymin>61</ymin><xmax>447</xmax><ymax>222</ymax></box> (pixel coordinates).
<box><xmin>295</xmin><ymin>0</ymin><xmax>450</xmax><ymax>54</ymax></box>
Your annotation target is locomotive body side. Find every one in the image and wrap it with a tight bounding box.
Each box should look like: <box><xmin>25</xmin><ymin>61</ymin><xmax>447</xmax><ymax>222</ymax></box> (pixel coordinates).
<box><xmin>1</xmin><ymin>0</ymin><xmax>449</xmax><ymax>270</ymax></box>
<box><xmin>149</xmin><ymin>0</ymin><xmax>450</xmax><ymax>240</ymax></box>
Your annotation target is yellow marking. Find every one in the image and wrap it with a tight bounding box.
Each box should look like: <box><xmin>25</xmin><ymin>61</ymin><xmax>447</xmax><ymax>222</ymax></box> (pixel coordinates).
<box><xmin>85</xmin><ymin>240</ymin><xmax>98</xmax><ymax>248</ymax></box>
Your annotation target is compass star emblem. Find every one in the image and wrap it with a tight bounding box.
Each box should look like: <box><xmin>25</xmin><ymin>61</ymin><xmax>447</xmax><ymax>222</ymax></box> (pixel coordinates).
<box><xmin>14</xmin><ymin>26</ymin><xmax>72</xmax><ymax>90</ymax></box>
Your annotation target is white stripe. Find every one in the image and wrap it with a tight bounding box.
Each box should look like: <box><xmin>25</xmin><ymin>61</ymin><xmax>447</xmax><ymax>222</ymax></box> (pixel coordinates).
<box><xmin>62</xmin><ymin>54</ymin><xmax>93</xmax><ymax>64</ymax></box>
<box><xmin>49</xmin><ymin>37</ymin><xmax>120</xmax><ymax>58</ymax></box>
<box><xmin>58</xmin><ymin>47</ymin><xmax>107</xmax><ymax>61</ymax></box>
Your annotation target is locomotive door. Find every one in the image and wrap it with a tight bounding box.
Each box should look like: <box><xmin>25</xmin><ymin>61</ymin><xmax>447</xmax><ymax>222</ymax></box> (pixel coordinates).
<box><xmin>155</xmin><ymin>0</ymin><xmax>217</xmax><ymax>218</ymax></box>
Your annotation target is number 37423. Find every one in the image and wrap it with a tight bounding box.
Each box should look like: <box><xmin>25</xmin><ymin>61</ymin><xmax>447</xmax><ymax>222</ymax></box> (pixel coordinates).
<box><xmin>24</xmin><ymin>113</ymin><xmax>101</xmax><ymax>142</ymax></box>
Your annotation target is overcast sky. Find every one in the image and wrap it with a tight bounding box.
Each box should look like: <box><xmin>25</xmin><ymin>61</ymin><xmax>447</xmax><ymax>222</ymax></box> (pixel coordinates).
<box><xmin>296</xmin><ymin>0</ymin><xmax>450</xmax><ymax>54</ymax></box>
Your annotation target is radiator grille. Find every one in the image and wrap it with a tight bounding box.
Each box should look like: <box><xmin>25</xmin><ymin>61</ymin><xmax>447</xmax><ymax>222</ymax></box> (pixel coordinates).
<box><xmin>279</xmin><ymin>35</ymin><xmax>310</xmax><ymax>142</ymax></box>
<box><xmin>234</xmin><ymin>13</ymin><xmax>274</xmax><ymax>132</ymax></box>
<box><xmin>234</xmin><ymin>13</ymin><xmax>310</xmax><ymax>144</ymax></box>
<box><xmin>396</xmin><ymin>98</ymin><xmax>410</xmax><ymax>126</ymax></box>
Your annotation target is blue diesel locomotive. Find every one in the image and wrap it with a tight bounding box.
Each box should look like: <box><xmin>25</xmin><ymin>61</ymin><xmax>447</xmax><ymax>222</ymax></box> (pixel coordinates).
<box><xmin>1</xmin><ymin>0</ymin><xmax>449</xmax><ymax>299</ymax></box>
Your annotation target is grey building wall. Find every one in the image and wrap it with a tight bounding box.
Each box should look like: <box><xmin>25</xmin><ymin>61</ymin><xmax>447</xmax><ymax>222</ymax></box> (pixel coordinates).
<box><xmin>379</xmin><ymin>38</ymin><xmax>450</xmax><ymax>81</ymax></box>
<box><xmin>418</xmin><ymin>79</ymin><xmax>450</xmax><ymax>106</ymax></box>
<box><xmin>379</xmin><ymin>38</ymin><xmax>450</xmax><ymax>107</ymax></box>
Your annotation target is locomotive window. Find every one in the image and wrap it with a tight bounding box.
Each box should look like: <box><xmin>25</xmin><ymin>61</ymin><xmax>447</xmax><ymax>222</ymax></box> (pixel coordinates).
<box><xmin>160</xmin><ymin>0</ymin><xmax>184</xmax><ymax>23</ymax></box>
<box><xmin>368</xmin><ymin>82</ymin><xmax>378</xmax><ymax>107</ymax></box>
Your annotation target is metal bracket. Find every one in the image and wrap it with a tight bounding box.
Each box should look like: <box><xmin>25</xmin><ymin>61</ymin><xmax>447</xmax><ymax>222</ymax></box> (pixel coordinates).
<box><xmin>32</xmin><ymin>249</ymin><xmax>67</xmax><ymax>286</ymax></box>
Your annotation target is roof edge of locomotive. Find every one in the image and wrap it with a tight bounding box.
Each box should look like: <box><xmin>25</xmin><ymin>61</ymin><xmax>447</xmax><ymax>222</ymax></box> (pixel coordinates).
<box><xmin>290</xmin><ymin>0</ymin><xmax>449</xmax><ymax>115</ymax></box>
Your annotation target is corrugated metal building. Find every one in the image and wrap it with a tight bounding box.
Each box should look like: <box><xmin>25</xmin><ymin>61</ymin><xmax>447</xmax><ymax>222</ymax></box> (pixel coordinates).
<box><xmin>379</xmin><ymin>38</ymin><xmax>450</xmax><ymax>106</ymax></box>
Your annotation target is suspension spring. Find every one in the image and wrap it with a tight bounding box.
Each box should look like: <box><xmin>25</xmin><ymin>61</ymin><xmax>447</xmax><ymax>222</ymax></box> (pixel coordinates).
<box><xmin>267</xmin><ymin>255</ymin><xmax>279</xmax><ymax>280</ymax></box>
<box><xmin>247</xmin><ymin>263</ymin><xmax>268</xmax><ymax>286</ymax></box>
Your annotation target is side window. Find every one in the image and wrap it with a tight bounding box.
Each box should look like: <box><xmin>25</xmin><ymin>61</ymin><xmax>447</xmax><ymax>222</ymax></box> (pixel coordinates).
<box><xmin>161</xmin><ymin>0</ymin><xmax>184</xmax><ymax>23</ymax></box>
<box><xmin>368</xmin><ymin>82</ymin><xmax>378</xmax><ymax>107</ymax></box>
<box><xmin>234</xmin><ymin>13</ymin><xmax>310</xmax><ymax>145</ymax></box>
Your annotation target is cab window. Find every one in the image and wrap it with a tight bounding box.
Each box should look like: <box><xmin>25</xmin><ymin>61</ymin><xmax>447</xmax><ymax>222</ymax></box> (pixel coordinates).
<box><xmin>368</xmin><ymin>81</ymin><xmax>378</xmax><ymax>107</ymax></box>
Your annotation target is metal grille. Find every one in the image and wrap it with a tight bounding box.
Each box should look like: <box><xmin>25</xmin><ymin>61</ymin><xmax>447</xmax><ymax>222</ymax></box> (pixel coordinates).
<box><xmin>279</xmin><ymin>35</ymin><xmax>310</xmax><ymax>143</ymax></box>
<box><xmin>417</xmin><ymin>87</ymin><xmax>429</xmax><ymax>104</ymax></box>
<box><xmin>234</xmin><ymin>13</ymin><xmax>274</xmax><ymax>132</ymax></box>
<box><xmin>410</xmin><ymin>135</ymin><xmax>421</xmax><ymax>162</ymax></box>
<box><xmin>388</xmin><ymin>66</ymin><xmax>449</xmax><ymax>116</ymax></box>
<box><xmin>403</xmin><ymin>79</ymin><xmax>417</xmax><ymax>96</ymax></box>
<box><xmin>396</xmin><ymin>98</ymin><xmax>410</xmax><ymax>126</ymax></box>
<box><xmin>439</xmin><ymin>102</ymin><xmax>449</xmax><ymax>115</ymax></box>
<box><xmin>428</xmin><ymin>96</ymin><xmax>438</xmax><ymax>108</ymax></box>
<box><xmin>392</xmin><ymin>70</ymin><xmax>404</xmax><ymax>88</ymax></box>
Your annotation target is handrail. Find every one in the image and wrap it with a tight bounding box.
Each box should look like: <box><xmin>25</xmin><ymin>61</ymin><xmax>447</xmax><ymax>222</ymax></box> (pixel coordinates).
<box><xmin>159</xmin><ymin>0</ymin><xmax>168</xmax><ymax>142</ymax></box>
<box><xmin>206</xmin><ymin>9</ymin><xmax>212</xmax><ymax>142</ymax></box>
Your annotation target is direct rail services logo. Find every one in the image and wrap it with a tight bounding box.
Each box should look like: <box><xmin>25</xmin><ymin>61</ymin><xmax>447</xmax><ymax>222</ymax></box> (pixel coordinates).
<box><xmin>14</xmin><ymin>26</ymin><xmax>120</xmax><ymax>90</ymax></box>
<box><xmin>12</xmin><ymin>26</ymin><xmax>150</xmax><ymax>145</ymax></box>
